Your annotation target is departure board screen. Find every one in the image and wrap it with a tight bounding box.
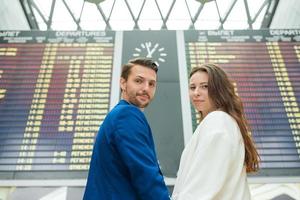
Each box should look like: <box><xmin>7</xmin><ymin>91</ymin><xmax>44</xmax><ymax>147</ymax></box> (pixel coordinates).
<box><xmin>0</xmin><ymin>31</ymin><xmax>115</xmax><ymax>173</ymax></box>
<box><xmin>184</xmin><ymin>30</ymin><xmax>300</xmax><ymax>171</ymax></box>
<box><xmin>1</xmin><ymin>30</ymin><xmax>300</xmax><ymax>179</ymax></box>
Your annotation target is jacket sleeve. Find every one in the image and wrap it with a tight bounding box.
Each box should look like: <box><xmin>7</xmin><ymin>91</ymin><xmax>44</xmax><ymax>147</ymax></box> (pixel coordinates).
<box><xmin>114</xmin><ymin>106</ymin><xmax>170</xmax><ymax>200</ymax></box>
<box><xmin>174</xmin><ymin>115</ymin><xmax>235</xmax><ymax>200</ymax></box>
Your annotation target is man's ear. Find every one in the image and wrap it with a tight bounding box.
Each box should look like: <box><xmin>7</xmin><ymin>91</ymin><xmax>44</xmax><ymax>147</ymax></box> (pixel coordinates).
<box><xmin>120</xmin><ymin>77</ymin><xmax>126</xmax><ymax>92</ymax></box>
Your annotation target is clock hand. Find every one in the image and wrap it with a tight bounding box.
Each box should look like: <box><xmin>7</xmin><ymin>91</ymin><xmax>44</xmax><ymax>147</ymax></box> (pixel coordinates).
<box><xmin>145</xmin><ymin>42</ymin><xmax>152</xmax><ymax>58</ymax></box>
<box><xmin>148</xmin><ymin>43</ymin><xmax>159</xmax><ymax>57</ymax></box>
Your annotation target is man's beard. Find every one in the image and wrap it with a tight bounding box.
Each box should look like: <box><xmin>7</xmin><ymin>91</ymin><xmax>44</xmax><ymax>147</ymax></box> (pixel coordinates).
<box><xmin>127</xmin><ymin>91</ymin><xmax>151</xmax><ymax>108</ymax></box>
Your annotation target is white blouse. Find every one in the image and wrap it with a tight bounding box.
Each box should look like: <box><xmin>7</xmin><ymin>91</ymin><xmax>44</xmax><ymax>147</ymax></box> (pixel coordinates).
<box><xmin>172</xmin><ymin>111</ymin><xmax>251</xmax><ymax>200</ymax></box>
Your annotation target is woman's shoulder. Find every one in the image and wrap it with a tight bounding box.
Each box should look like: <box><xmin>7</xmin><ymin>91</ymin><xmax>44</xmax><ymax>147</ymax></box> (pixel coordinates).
<box><xmin>200</xmin><ymin>111</ymin><xmax>238</xmax><ymax>132</ymax></box>
<box><xmin>203</xmin><ymin>110</ymin><xmax>233</xmax><ymax>123</ymax></box>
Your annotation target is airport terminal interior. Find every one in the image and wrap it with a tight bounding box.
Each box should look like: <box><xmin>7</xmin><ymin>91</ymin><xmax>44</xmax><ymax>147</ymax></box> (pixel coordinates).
<box><xmin>0</xmin><ymin>0</ymin><xmax>300</xmax><ymax>199</ymax></box>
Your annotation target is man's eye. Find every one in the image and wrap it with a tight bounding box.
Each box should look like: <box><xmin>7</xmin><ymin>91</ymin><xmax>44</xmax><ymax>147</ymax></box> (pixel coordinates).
<box><xmin>135</xmin><ymin>79</ymin><xmax>142</xmax><ymax>83</ymax></box>
<box><xmin>149</xmin><ymin>82</ymin><xmax>156</xmax><ymax>87</ymax></box>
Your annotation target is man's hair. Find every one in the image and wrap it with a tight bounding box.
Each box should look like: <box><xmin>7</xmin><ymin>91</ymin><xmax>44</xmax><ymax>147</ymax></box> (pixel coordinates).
<box><xmin>121</xmin><ymin>57</ymin><xmax>158</xmax><ymax>80</ymax></box>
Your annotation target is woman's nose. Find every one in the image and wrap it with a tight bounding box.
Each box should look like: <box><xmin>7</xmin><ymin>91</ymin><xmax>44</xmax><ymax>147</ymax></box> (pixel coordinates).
<box><xmin>193</xmin><ymin>88</ymin><xmax>200</xmax><ymax>96</ymax></box>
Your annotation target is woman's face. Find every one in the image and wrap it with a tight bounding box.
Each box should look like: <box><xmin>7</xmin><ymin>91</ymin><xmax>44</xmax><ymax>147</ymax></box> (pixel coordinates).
<box><xmin>189</xmin><ymin>71</ymin><xmax>216</xmax><ymax>118</ymax></box>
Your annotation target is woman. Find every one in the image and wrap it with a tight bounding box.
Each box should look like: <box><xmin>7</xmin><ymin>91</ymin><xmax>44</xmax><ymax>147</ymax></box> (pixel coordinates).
<box><xmin>172</xmin><ymin>64</ymin><xmax>260</xmax><ymax>200</ymax></box>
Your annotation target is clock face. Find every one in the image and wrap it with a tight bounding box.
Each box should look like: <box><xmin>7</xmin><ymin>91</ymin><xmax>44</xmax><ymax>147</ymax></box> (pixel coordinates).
<box><xmin>132</xmin><ymin>42</ymin><xmax>167</xmax><ymax>66</ymax></box>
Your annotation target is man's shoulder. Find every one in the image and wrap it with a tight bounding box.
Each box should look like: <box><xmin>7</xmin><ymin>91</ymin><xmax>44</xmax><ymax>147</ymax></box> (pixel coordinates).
<box><xmin>108</xmin><ymin>102</ymin><xmax>149</xmax><ymax>131</ymax></box>
<box><xmin>108</xmin><ymin>101</ymin><xmax>144</xmax><ymax>120</ymax></box>
<box><xmin>113</xmin><ymin>103</ymin><xmax>141</xmax><ymax>114</ymax></box>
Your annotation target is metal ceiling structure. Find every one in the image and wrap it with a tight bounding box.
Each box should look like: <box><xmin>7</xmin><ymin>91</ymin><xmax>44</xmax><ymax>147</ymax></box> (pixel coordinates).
<box><xmin>20</xmin><ymin>0</ymin><xmax>279</xmax><ymax>31</ymax></box>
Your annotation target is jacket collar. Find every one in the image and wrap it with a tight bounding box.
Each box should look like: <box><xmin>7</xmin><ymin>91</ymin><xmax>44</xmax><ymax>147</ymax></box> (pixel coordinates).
<box><xmin>119</xmin><ymin>99</ymin><xmax>130</xmax><ymax>105</ymax></box>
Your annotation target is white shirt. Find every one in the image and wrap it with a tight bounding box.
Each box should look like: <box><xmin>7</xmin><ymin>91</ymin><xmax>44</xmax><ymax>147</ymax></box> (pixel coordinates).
<box><xmin>172</xmin><ymin>111</ymin><xmax>251</xmax><ymax>200</ymax></box>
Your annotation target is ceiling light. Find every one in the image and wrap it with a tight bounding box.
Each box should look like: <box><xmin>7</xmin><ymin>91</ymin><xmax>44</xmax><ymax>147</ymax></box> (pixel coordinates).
<box><xmin>195</xmin><ymin>0</ymin><xmax>215</xmax><ymax>3</ymax></box>
<box><xmin>85</xmin><ymin>0</ymin><xmax>105</xmax><ymax>4</ymax></box>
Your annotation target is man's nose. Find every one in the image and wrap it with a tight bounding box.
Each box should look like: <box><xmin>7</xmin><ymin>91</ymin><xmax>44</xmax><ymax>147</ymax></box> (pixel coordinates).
<box><xmin>141</xmin><ymin>82</ymin><xmax>150</xmax><ymax>91</ymax></box>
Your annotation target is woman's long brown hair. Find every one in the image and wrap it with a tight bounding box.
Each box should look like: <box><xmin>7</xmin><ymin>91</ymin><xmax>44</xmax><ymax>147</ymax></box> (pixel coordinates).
<box><xmin>190</xmin><ymin>63</ymin><xmax>260</xmax><ymax>173</ymax></box>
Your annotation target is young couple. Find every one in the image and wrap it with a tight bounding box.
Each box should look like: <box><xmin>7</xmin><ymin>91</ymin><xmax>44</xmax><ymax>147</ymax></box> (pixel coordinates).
<box><xmin>83</xmin><ymin>58</ymin><xmax>260</xmax><ymax>200</ymax></box>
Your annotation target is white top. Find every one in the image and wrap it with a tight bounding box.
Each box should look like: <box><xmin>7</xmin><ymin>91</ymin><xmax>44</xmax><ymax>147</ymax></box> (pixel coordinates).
<box><xmin>172</xmin><ymin>111</ymin><xmax>251</xmax><ymax>200</ymax></box>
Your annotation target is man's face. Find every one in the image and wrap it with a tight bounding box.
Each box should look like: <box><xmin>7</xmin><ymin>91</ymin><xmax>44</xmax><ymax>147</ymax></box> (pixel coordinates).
<box><xmin>120</xmin><ymin>64</ymin><xmax>157</xmax><ymax>109</ymax></box>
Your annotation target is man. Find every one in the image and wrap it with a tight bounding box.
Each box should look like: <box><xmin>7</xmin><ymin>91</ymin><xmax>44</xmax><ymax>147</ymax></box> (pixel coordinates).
<box><xmin>83</xmin><ymin>58</ymin><xmax>170</xmax><ymax>200</ymax></box>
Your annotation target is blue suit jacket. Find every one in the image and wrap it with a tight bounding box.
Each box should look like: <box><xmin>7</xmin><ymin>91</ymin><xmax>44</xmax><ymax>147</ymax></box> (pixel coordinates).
<box><xmin>83</xmin><ymin>100</ymin><xmax>170</xmax><ymax>200</ymax></box>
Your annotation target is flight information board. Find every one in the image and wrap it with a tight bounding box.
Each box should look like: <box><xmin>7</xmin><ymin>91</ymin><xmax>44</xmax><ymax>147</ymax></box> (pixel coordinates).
<box><xmin>184</xmin><ymin>30</ymin><xmax>300</xmax><ymax>171</ymax></box>
<box><xmin>0</xmin><ymin>31</ymin><xmax>115</xmax><ymax>172</ymax></box>
<box><xmin>0</xmin><ymin>30</ymin><xmax>300</xmax><ymax>179</ymax></box>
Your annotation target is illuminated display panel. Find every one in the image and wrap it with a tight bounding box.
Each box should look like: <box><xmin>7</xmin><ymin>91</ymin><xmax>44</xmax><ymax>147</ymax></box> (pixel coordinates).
<box><xmin>1</xmin><ymin>30</ymin><xmax>300</xmax><ymax>178</ymax></box>
<box><xmin>0</xmin><ymin>31</ymin><xmax>114</xmax><ymax>172</ymax></box>
<box><xmin>185</xmin><ymin>30</ymin><xmax>300</xmax><ymax>170</ymax></box>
